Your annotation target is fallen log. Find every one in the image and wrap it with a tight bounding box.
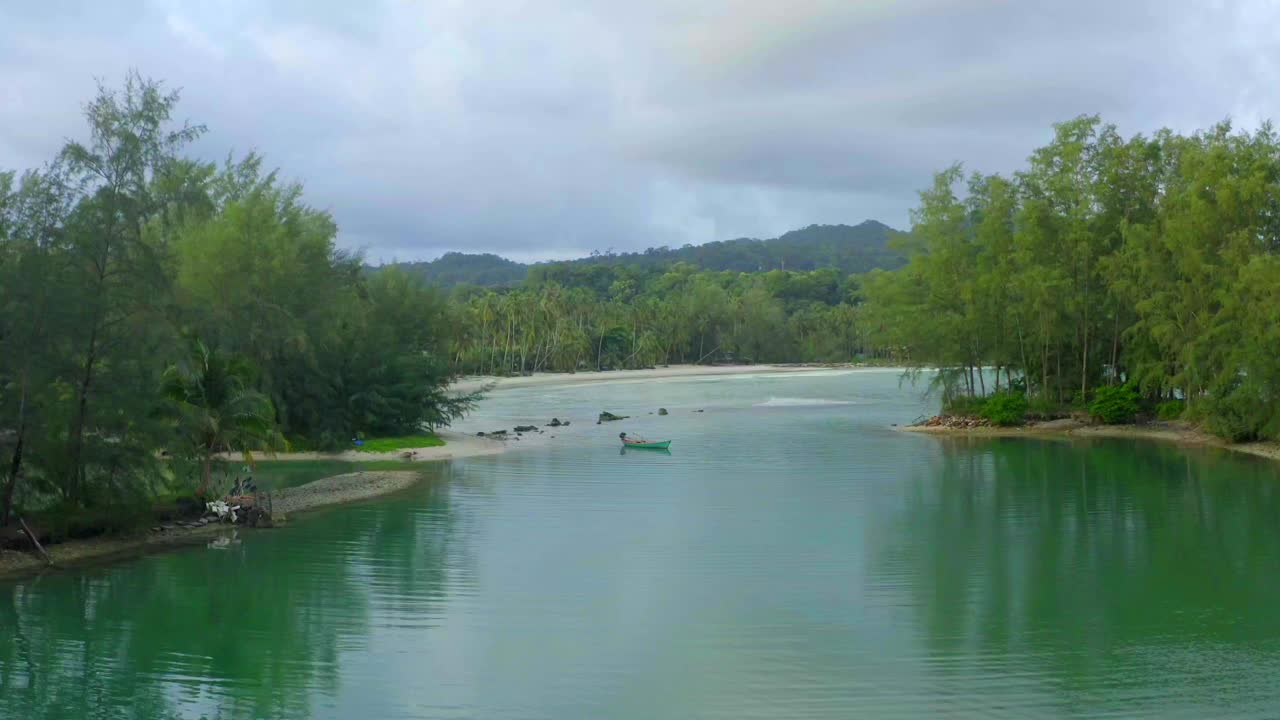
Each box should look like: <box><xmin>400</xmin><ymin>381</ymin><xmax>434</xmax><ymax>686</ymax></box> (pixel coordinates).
<box><xmin>18</xmin><ymin>516</ymin><xmax>52</xmax><ymax>567</ymax></box>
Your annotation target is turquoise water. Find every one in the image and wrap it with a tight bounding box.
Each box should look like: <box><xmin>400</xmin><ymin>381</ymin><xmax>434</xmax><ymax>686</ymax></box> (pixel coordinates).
<box><xmin>4</xmin><ymin>369</ymin><xmax>1280</xmax><ymax>718</ymax></box>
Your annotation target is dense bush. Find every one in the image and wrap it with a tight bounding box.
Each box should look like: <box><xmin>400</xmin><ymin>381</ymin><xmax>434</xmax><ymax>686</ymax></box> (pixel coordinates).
<box><xmin>943</xmin><ymin>395</ymin><xmax>987</xmax><ymax>416</ymax></box>
<box><xmin>1200</xmin><ymin>383</ymin><xmax>1276</xmax><ymax>442</ymax></box>
<box><xmin>1156</xmin><ymin>399</ymin><xmax>1186</xmax><ymax>421</ymax></box>
<box><xmin>980</xmin><ymin>392</ymin><xmax>1029</xmax><ymax>426</ymax></box>
<box><xmin>1088</xmin><ymin>384</ymin><xmax>1140</xmax><ymax>425</ymax></box>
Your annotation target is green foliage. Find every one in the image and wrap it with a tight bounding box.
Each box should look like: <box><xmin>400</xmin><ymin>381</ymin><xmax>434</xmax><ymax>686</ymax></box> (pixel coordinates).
<box><xmin>861</xmin><ymin>116</ymin><xmax>1280</xmax><ymax>443</ymax></box>
<box><xmin>981</xmin><ymin>392</ymin><xmax>1029</xmax><ymax>426</ymax></box>
<box><xmin>448</xmin><ymin>265</ymin><xmax>872</xmax><ymax>375</ymax></box>
<box><xmin>0</xmin><ymin>76</ymin><xmax>479</xmax><ymax>532</ymax></box>
<box><xmin>1089</xmin><ymin>384</ymin><xmax>1140</xmax><ymax>425</ymax></box>
<box><xmin>161</xmin><ymin>339</ymin><xmax>280</xmax><ymax>495</ymax></box>
<box><xmin>942</xmin><ymin>395</ymin><xmax>987</xmax><ymax>416</ymax></box>
<box><xmin>355</xmin><ymin>435</ymin><xmax>445</xmax><ymax>453</ymax></box>
<box><xmin>1156</xmin><ymin>399</ymin><xmax>1186</xmax><ymax>421</ymax></box>
<box><xmin>1200</xmin><ymin>383</ymin><xmax>1277</xmax><ymax>442</ymax></box>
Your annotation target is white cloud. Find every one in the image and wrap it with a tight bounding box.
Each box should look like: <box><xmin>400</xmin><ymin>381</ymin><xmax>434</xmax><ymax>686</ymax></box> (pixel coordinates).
<box><xmin>2</xmin><ymin>0</ymin><xmax>1278</xmax><ymax>261</ymax></box>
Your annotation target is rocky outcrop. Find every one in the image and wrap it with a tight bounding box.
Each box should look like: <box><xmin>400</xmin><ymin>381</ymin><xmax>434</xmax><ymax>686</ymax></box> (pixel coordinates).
<box><xmin>598</xmin><ymin>411</ymin><xmax>628</xmax><ymax>423</ymax></box>
<box><xmin>658</xmin><ymin>408</ymin><xmax>668</xmax><ymax>416</ymax></box>
<box><xmin>916</xmin><ymin>415</ymin><xmax>992</xmax><ymax>429</ymax></box>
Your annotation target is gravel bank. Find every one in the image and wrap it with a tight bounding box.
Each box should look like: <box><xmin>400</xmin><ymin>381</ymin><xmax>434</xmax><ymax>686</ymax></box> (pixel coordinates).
<box><xmin>271</xmin><ymin>470</ymin><xmax>424</xmax><ymax>515</ymax></box>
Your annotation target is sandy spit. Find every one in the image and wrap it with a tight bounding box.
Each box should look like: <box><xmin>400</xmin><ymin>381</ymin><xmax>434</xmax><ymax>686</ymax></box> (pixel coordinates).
<box><xmin>449</xmin><ymin>363</ymin><xmax>895</xmax><ymax>394</ymax></box>
<box><xmin>248</xmin><ymin>430</ymin><xmax>506</xmax><ymax>463</ymax></box>
<box><xmin>899</xmin><ymin>419</ymin><xmax>1280</xmax><ymax>463</ymax></box>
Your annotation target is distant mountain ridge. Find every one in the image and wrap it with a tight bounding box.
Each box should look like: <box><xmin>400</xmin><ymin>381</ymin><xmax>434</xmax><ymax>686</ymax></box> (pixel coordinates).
<box><xmin>389</xmin><ymin>220</ymin><xmax>906</xmax><ymax>287</ymax></box>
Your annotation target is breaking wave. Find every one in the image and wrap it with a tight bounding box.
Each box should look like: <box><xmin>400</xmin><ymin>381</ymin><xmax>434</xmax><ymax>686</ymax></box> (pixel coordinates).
<box><xmin>754</xmin><ymin>397</ymin><xmax>855</xmax><ymax>407</ymax></box>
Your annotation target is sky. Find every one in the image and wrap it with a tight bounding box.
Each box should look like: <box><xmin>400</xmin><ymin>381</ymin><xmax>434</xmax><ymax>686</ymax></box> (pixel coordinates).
<box><xmin>2</xmin><ymin>1</ymin><xmax>1278</xmax><ymax>263</ymax></box>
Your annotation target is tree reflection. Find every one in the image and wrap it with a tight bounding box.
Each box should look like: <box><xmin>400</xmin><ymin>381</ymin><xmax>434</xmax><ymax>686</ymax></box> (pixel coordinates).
<box><xmin>0</xmin><ymin>467</ymin><xmax>468</xmax><ymax>719</ymax></box>
<box><xmin>879</xmin><ymin>436</ymin><xmax>1280</xmax><ymax>704</ymax></box>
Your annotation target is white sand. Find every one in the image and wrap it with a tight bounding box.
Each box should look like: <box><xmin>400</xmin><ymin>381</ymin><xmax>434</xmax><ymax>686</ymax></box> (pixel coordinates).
<box><xmin>245</xmin><ymin>430</ymin><xmax>506</xmax><ymax>464</ymax></box>
<box><xmin>450</xmin><ymin>363</ymin><xmax>870</xmax><ymax>394</ymax></box>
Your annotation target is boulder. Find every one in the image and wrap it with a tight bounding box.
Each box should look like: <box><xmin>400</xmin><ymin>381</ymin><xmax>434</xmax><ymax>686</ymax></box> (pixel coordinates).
<box><xmin>548</xmin><ymin>418</ymin><xmax>563</xmax><ymax>427</ymax></box>
<box><xmin>514</xmin><ymin>425</ymin><xmax>538</xmax><ymax>432</ymax></box>
<box><xmin>658</xmin><ymin>408</ymin><xmax>669</xmax><ymax>416</ymax></box>
<box><xmin>598</xmin><ymin>411</ymin><xmax>628</xmax><ymax>423</ymax></box>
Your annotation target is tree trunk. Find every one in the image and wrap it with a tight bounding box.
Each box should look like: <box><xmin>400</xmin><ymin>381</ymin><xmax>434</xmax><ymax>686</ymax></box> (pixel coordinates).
<box><xmin>1041</xmin><ymin>336</ymin><xmax>1050</xmax><ymax>402</ymax></box>
<box><xmin>1055</xmin><ymin>347</ymin><xmax>1063</xmax><ymax>403</ymax></box>
<box><xmin>1110</xmin><ymin>312</ymin><xmax>1121</xmax><ymax>385</ymax></box>
<box><xmin>2</xmin><ymin>428</ymin><xmax>24</xmax><ymax>527</ymax></box>
<box><xmin>198</xmin><ymin>454</ymin><xmax>213</xmax><ymax>498</ymax></box>
<box><xmin>67</xmin><ymin>325</ymin><xmax>100</xmax><ymax>505</ymax></box>
<box><xmin>1081</xmin><ymin>322</ymin><xmax>1089</xmax><ymax>400</ymax></box>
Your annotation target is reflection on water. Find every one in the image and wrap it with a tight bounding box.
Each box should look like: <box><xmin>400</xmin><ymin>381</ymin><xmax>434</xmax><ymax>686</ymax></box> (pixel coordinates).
<box><xmin>881</xmin><ymin>437</ymin><xmax>1280</xmax><ymax>718</ymax></box>
<box><xmin>3</xmin><ymin>372</ymin><xmax>1280</xmax><ymax>718</ymax></box>
<box><xmin>0</xmin><ymin>467</ymin><xmax>462</xmax><ymax>719</ymax></box>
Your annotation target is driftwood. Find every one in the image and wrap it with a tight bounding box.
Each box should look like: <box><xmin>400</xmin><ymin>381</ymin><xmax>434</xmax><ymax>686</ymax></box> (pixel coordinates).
<box><xmin>18</xmin><ymin>516</ymin><xmax>52</xmax><ymax>567</ymax></box>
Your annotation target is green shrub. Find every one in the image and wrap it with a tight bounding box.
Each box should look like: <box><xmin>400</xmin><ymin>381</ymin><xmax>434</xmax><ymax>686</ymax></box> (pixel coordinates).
<box><xmin>1025</xmin><ymin>397</ymin><xmax>1068</xmax><ymax>420</ymax></box>
<box><xmin>942</xmin><ymin>395</ymin><xmax>987</xmax><ymax>416</ymax></box>
<box><xmin>1088</xmin><ymin>384</ymin><xmax>1140</xmax><ymax>424</ymax></box>
<box><xmin>1156</xmin><ymin>399</ymin><xmax>1186</xmax><ymax>421</ymax></box>
<box><xmin>1200</xmin><ymin>383</ymin><xmax>1277</xmax><ymax>442</ymax></box>
<box><xmin>980</xmin><ymin>391</ymin><xmax>1029</xmax><ymax>426</ymax></box>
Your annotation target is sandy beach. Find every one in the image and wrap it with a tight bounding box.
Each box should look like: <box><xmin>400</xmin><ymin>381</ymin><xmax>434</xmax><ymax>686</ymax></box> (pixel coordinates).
<box><xmin>245</xmin><ymin>429</ymin><xmax>507</xmax><ymax>464</ymax></box>
<box><xmin>449</xmin><ymin>363</ymin><xmax>872</xmax><ymax>394</ymax></box>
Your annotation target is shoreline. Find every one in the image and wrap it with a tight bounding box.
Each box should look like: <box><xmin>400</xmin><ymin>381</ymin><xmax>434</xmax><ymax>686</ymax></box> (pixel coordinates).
<box><xmin>899</xmin><ymin>419</ymin><xmax>1280</xmax><ymax>464</ymax></box>
<box><xmin>0</xmin><ymin>365</ymin><xmax>867</xmax><ymax>581</ymax></box>
<box><xmin>449</xmin><ymin>363</ymin><xmax>894</xmax><ymax>394</ymax></box>
<box><xmin>246</xmin><ymin>429</ymin><xmax>507</xmax><ymax>463</ymax></box>
<box><xmin>0</xmin><ymin>469</ymin><xmax>437</xmax><ymax>581</ymax></box>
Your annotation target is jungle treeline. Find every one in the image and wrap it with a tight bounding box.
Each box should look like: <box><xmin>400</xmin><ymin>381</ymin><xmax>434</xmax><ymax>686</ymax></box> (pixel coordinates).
<box><xmin>0</xmin><ymin>76</ymin><xmax>469</xmax><ymax>524</ymax></box>
<box><xmin>450</xmin><ymin>114</ymin><xmax>1280</xmax><ymax>443</ymax></box>
<box><xmin>858</xmin><ymin>116</ymin><xmax>1280</xmax><ymax>441</ymax></box>
<box><xmin>6</xmin><ymin>74</ymin><xmax>1280</xmax><ymax>528</ymax></box>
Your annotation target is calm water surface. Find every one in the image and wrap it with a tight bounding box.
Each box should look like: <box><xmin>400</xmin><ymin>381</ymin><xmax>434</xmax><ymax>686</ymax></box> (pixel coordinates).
<box><xmin>4</xmin><ymin>370</ymin><xmax>1280</xmax><ymax>719</ymax></box>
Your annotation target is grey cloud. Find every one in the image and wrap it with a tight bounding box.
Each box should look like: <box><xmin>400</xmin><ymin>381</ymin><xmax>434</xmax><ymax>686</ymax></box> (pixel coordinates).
<box><xmin>1</xmin><ymin>0</ymin><xmax>1277</xmax><ymax>261</ymax></box>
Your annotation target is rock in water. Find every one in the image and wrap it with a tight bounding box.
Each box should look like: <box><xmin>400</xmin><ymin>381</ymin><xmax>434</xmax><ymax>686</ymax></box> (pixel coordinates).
<box><xmin>514</xmin><ymin>425</ymin><xmax>538</xmax><ymax>432</ymax></box>
<box><xmin>658</xmin><ymin>408</ymin><xmax>668</xmax><ymax>415</ymax></box>
<box><xmin>548</xmin><ymin>418</ymin><xmax>563</xmax><ymax>427</ymax></box>
<box><xmin>598</xmin><ymin>411</ymin><xmax>629</xmax><ymax>423</ymax></box>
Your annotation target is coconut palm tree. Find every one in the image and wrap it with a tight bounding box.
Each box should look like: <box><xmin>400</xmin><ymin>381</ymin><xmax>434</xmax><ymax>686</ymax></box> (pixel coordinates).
<box><xmin>162</xmin><ymin>339</ymin><xmax>279</xmax><ymax>497</ymax></box>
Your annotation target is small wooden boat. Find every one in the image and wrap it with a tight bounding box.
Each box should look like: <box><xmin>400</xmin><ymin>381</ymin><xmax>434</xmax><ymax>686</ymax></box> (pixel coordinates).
<box><xmin>622</xmin><ymin>439</ymin><xmax>672</xmax><ymax>450</ymax></box>
<box><xmin>619</xmin><ymin>432</ymin><xmax>671</xmax><ymax>450</ymax></box>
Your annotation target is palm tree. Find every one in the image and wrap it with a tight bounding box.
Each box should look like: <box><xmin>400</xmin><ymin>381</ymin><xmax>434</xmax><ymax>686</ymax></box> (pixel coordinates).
<box><xmin>162</xmin><ymin>339</ymin><xmax>279</xmax><ymax>498</ymax></box>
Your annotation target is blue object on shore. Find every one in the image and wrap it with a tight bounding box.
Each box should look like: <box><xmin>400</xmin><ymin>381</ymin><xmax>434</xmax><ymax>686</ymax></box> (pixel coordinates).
<box><xmin>353</xmin><ymin>438</ymin><xmax>364</xmax><ymax>447</ymax></box>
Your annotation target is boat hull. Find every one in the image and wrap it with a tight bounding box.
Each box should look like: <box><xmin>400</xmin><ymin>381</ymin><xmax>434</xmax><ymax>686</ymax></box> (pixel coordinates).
<box><xmin>622</xmin><ymin>440</ymin><xmax>672</xmax><ymax>450</ymax></box>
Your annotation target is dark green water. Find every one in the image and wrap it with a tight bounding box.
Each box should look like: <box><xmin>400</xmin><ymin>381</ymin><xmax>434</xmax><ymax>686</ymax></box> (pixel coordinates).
<box><xmin>4</xmin><ymin>370</ymin><xmax>1280</xmax><ymax>719</ymax></box>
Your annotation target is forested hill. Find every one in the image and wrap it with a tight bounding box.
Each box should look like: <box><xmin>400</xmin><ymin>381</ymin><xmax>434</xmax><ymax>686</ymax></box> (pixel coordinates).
<box><xmin>390</xmin><ymin>221</ymin><xmax>905</xmax><ymax>287</ymax></box>
<box><xmin>394</xmin><ymin>252</ymin><xmax>527</xmax><ymax>287</ymax></box>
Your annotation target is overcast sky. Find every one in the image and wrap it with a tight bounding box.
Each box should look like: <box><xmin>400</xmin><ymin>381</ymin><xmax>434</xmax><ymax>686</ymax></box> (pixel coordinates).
<box><xmin>2</xmin><ymin>1</ymin><xmax>1277</xmax><ymax>262</ymax></box>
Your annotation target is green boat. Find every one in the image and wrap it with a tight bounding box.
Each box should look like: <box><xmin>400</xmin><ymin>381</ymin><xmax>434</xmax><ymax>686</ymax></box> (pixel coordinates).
<box><xmin>620</xmin><ymin>432</ymin><xmax>672</xmax><ymax>450</ymax></box>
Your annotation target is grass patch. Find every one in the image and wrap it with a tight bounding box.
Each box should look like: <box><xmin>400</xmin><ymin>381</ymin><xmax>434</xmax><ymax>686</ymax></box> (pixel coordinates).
<box><xmin>354</xmin><ymin>434</ymin><xmax>445</xmax><ymax>453</ymax></box>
